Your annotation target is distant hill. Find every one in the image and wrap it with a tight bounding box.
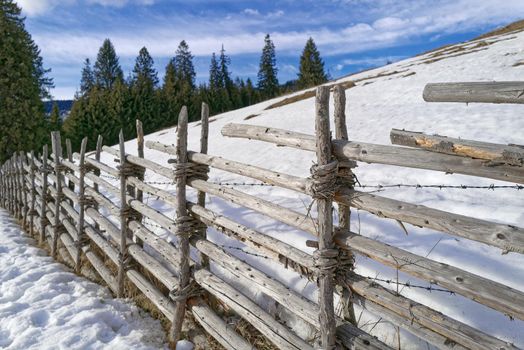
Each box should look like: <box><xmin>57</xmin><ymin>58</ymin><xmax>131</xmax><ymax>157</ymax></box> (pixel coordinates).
<box><xmin>44</xmin><ymin>100</ymin><xmax>74</xmax><ymax>115</ymax></box>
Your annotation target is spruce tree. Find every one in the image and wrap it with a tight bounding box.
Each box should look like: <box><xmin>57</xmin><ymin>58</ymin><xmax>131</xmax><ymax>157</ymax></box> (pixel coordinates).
<box><xmin>297</xmin><ymin>37</ymin><xmax>328</xmax><ymax>89</ymax></box>
<box><xmin>174</xmin><ymin>40</ymin><xmax>196</xmax><ymax>118</ymax></box>
<box><xmin>0</xmin><ymin>0</ymin><xmax>53</xmax><ymax>161</ymax></box>
<box><xmin>80</xmin><ymin>58</ymin><xmax>95</xmax><ymax>96</ymax></box>
<box><xmin>49</xmin><ymin>102</ymin><xmax>62</xmax><ymax>131</ymax></box>
<box><xmin>161</xmin><ymin>59</ymin><xmax>180</xmax><ymax>127</ymax></box>
<box><xmin>257</xmin><ymin>34</ymin><xmax>279</xmax><ymax>99</ymax></box>
<box><xmin>94</xmin><ymin>39</ymin><xmax>123</xmax><ymax>90</ymax></box>
<box><xmin>131</xmin><ymin>47</ymin><xmax>159</xmax><ymax>133</ymax></box>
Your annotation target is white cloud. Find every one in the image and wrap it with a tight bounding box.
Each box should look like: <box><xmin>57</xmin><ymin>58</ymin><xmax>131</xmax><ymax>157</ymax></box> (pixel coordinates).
<box><xmin>17</xmin><ymin>0</ymin><xmax>71</xmax><ymax>16</ymax></box>
<box><xmin>243</xmin><ymin>8</ymin><xmax>259</xmax><ymax>16</ymax></box>
<box><xmin>18</xmin><ymin>0</ymin><xmax>154</xmax><ymax>16</ymax></box>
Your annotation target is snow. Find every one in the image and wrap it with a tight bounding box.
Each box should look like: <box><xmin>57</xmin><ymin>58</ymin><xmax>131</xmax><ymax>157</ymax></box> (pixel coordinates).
<box><xmin>2</xmin><ymin>29</ymin><xmax>524</xmax><ymax>349</ymax></box>
<box><xmin>0</xmin><ymin>209</ymin><xmax>167</xmax><ymax>350</ymax></box>
<box><xmin>112</xmin><ymin>29</ymin><xmax>522</xmax><ymax>348</ymax></box>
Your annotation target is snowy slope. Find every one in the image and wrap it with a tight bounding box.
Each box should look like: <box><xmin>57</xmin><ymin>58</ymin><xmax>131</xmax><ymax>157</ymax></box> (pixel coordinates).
<box><xmin>0</xmin><ymin>209</ymin><xmax>167</xmax><ymax>350</ymax></box>
<box><xmin>102</xmin><ymin>28</ymin><xmax>524</xmax><ymax>349</ymax></box>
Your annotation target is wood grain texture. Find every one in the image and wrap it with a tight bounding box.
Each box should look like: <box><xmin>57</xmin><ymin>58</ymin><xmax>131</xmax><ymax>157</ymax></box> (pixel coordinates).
<box><xmin>423</xmin><ymin>82</ymin><xmax>524</xmax><ymax>104</ymax></box>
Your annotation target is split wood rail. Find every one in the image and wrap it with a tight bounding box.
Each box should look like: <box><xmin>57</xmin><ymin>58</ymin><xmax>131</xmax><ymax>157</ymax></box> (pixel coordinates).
<box><xmin>0</xmin><ymin>82</ymin><xmax>523</xmax><ymax>350</ymax></box>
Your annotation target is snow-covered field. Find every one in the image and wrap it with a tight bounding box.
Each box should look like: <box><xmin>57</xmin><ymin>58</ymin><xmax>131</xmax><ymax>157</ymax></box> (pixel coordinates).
<box><xmin>112</xmin><ymin>28</ymin><xmax>523</xmax><ymax>348</ymax></box>
<box><xmin>2</xmin><ymin>28</ymin><xmax>524</xmax><ymax>350</ymax></box>
<box><xmin>0</xmin><ymin>209</ymin><xmax>167</xmax><ymax>350</ymax></box>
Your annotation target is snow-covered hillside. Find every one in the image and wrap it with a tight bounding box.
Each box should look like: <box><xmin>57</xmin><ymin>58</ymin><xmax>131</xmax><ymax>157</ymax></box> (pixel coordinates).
<box><xmin>108</xmin><ymin>27</ymin><xmax>524</xmax><ymax>349</ymax></box>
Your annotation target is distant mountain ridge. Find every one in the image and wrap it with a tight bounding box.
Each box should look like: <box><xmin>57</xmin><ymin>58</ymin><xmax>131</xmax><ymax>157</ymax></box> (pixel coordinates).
<box><xmin>44</xmin><ymin>100</ymin><xmax>73</xmax><ymax>115</ymax></box>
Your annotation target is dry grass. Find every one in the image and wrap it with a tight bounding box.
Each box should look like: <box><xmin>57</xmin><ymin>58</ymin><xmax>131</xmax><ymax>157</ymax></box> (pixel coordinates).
<box><xmin>243</xmin><ymin>113</ymin><xmax>260</xmax><ymax>120</ymax></box>
<box><xmin>265</xmin><ymin>80</ymin><xmax>356</xmax><ymax>110</ymax></box>
<box><xmin>474</xmin><ymin>19</ymin><xmax>524</xmax><ymax>40</ymax></box>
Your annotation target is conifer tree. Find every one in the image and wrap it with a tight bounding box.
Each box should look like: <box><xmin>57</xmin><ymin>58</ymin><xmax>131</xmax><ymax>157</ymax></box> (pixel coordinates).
<box><xmin>297</xmin><ymin>37</ymin><xmax>328</xmax><ymax>89</ymax></box>
<box><xmin>257</xmin><ymin>34</ymin><xmax>279</xmax><ymax>99</ymax></box>
<box><xmin>161</xmin><ymin>59</ymin><xmax>180</xmax><ymax>127</ymax></box>
<box><xmin>80</xmin><ymin>58</ymin><xmax>95</xmax><ymax>96</ymax></box>
<box><xmin>131</xmin><ymin>47</ymin><xmax>159</xmax><ymax>133</ymax></box>
<box><xmin>0</xmin><ymin>0</ymin><xmax>53</xmax><ymax>161</ymax></box>
<box><xmin>94</xmin><ymin>39</ymin><xmax>123</xmax><ymax>90</ymax></box>
<box><xmin>49</xmin><ymin>102</ymin><xmax>62</xmax><ymax>131</ymax></box>
<box><xmin>174</xmin><ymin>40</ymin><xmax>196</xmax><ymax>118</ymax></box>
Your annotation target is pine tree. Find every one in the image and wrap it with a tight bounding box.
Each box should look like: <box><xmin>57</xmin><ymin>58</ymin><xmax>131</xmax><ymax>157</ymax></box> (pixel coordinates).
<box><xmin>209</xmin><ymin>53</ymin><xmax>221</xmax><ymax>91</ymax></box>
<box><xmin>80</xmin><ymin>58</ymin><xmax>95</xmax><ymax>96</ymax></box>
<box><xmin>174</xmin><ymin>40</ymin><xmax>196</xmax><ymax>118</ymax></box>
<box><xmin>160</xmin><ymin>58</ymin><xmax>180</xmax><ymax>127</ymax></box>
<box><xmin>257</xmin><ymin>34</ymin><xmax>279</xmax><ymax>99</ymax></box>
<box><xmin>297</xmin><ymin>37</ymin><xmax>328</xmax><ymax>89</ymax></box>
<box><xmin>94</xmin><ymin>39</ymin><xmax>123</xmax><ymax>90</ymax></box>
<box><xmin>131</xmin><ymin>47</ymin><xmax>159</xmax><ymax>133</ymax></box>
<box><xmin>49</xmin><ymin>102</ymin><xmax>62</xmax><ymax>131</ymax></box>
<box><xmin>0</xmin><ymin>0</ymin><xmax>53</xmax><ymax>161</ymax></box>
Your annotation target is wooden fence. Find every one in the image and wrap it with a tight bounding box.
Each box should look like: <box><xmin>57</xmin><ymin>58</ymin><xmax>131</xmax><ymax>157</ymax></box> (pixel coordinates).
<box><xmin>0</xmin><ymin>82</ymin><xmax>523</xmax><ymax>350</ymax></box>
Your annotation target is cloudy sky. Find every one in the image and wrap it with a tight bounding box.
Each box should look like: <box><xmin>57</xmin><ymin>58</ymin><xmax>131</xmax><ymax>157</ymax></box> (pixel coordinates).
<box><xmin>17</xmin><ymin>0</ymin><xmax>524</xmax><ymax>99</ymax></box>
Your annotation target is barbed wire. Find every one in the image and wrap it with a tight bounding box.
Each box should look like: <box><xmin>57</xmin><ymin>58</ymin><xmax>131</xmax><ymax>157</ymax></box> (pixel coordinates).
<box><xmin>98</xmin><ymin>172</ymin><xmax>523</xmax><ymax>191</ymax></box>
<box><xmin>365</xmin><ymin>276</ymin><xmax>455</xmax><ymax>295</ymax></box>
<box><xmin>356</xmin><ymin>183</ymin><xmax>523</xmax><ymax>190</ymax></box>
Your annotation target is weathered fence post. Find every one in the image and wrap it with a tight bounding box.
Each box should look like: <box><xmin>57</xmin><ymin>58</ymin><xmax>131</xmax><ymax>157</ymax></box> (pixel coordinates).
<box><xmin>198</xmin><ymin>102</ymin><xmax>210</xmax><ymax>268</ymax></box>
<box><xmin>93</xmin><ymin>135</ymin><xmax>103</xmax><ymax>232</ymax></box>
<box><xmin>20</xmin><ymin>152</ymin><xmax>28</xmax><ymax>228</ymax></box>
<box><xmin>118</xmin><ymin>130</ymin><xmax>128</xmax><ymax>298</ymax></box>
<box><xmin>333</xmin><ymin>84</ymin><xmax>357</xmax><ymax>325</ymax></box>
<box><xmin>170</xmin><ymin>106</ymin><xmax>190</xmax><ymax>344</ymax></box>
<box><xmin>51</xmin><ymin>131</ymin><xmax>64</xmax><ymax>259</ymax></box>
<box><xmin>39</xmin><ymin>145</ymin><xmax>49</xmax><ymax>245</ymax></box>
<box><xmin>14</xmin><ymin>156</ymin><xmax>21</xmax><ymax>219</ymax></box>
<box><xmin>135</xmin><ymin>120</ymin><xmax>145</xmax><ymax>246</ymax></box>
<box><xmin>29</xmin><ymin>151</ymin><xmax>36</xmax><ymax>237</ymax></box>
<box><xmin>66</xmin><ymin>138</ymin><xmax>75</xmax><ymax>205</ymax></box>
<box><xmin>313</xmin><ymin>86</ymin><xmax>337</xmax><ymax>349</ymax></box>
<box><xmin>75</xmin><ymin>138</ymin><xmax>88</xmax><ymax>274</ymax></box>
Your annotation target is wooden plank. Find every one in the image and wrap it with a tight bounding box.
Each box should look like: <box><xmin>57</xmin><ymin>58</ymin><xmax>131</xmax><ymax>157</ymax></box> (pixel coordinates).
<box><xmin>221</xmin><ymin>123</ymin><xmax>524</xmax><ymax>184</ymax></box>
<box><xmin>314</xmin><ymin>86</ymin><xmax>337</xmax><ymax>349</ymax></box>
<box><xmin>423</xmin><ymin>82</ymin><xmax>524</xmax><ymax>104</ymax></box>
<box><xmin>194</xmin><ymin>269</ymin><xmax>314</xmax><ymax>350</ymax></box>
<box><xmin>390</xmin><ymin>129</ymin><xmax>524</xmax><ymax>166</ymax></box>
<box><xmin>192</xmin><ymin>237</ymin><xmax>390</xmax><ymax>349</ymax></box>
<box><xmin>336</xmin><ymin>189</ymin><xmax>524</xmax><ymax>254</ymax></box>
<box><xmin>189</xmin><ymin>298</ymin><xmax>253</xmax><ymax>350</ymax></box>
<box><xmin>126</xmin><ymin>269</ymin><xmax>175</xmax><ymax>320</ymax></box>
<box><xmin>170</xmin><ymin>106</ymin><xmax>190</xmax><ymax>344</ymax></box>
<box><xmin>345</xmin><ymin>273</ymin><xmax>518</xmax><ymax>350</ymax></box>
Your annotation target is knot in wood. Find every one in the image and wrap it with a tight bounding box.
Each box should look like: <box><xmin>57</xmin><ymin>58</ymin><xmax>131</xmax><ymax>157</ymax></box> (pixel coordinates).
<box><xmin>307</xmin><ymin>160</ymin><xmax>339</xmax><ymax>200</ymax></box>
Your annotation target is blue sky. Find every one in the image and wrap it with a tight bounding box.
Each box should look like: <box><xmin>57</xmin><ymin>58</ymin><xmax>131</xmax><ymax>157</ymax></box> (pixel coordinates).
<box><xmin>17</xmin><ymin>0</ymin><xmax>524</xmax><ymax>99</ymax></box>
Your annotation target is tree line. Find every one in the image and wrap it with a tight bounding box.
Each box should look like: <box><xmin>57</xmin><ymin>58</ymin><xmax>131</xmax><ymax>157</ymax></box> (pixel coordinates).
<box><xmin>0</xmin><ymin>0</ymin><xmax>329</xmax><ymax>161</ymax></box>
<box><xmin>62</xmin><ymin>35</ymin><xmax>328</xmax><ymax>150</ymax></box>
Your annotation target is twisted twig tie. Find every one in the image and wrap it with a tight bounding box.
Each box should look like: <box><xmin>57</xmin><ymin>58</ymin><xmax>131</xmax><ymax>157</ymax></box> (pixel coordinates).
<box><xmin>307</xmin><ymin>160</ymin><xmax>339</xmax><ymax>200</ymax></box>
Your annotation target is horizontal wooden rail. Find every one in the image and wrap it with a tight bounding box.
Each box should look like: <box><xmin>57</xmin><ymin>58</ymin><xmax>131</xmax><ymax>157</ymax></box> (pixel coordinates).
<box><xmin>194</xmin><ymin>269</ymin><xmax>313</xmax><ymax>350</ymax></box>
<box><xmin>423</xmin><ymin>82</ymin><xmax>524</xmax><ymax>104</ymax></box>
<box><xmin>390</xmin><ymin>129</ymin><xmax>524</xmax><ymax>166</ymax></box>
<box><xmin>186</xmin><ymin>178</ymin><xmax>524</xmax><ymax>320</ymax></box>
<box><xmin>221</xmin><ymin>123</ymin><xmax>524</xmax><ymax>184</ymax></box>
<box><xmin>146</xmin><ymin>141</ymin><xmax>524</xmax><ymax>254</ymax></box>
